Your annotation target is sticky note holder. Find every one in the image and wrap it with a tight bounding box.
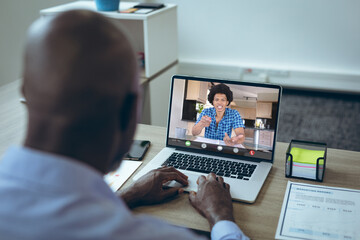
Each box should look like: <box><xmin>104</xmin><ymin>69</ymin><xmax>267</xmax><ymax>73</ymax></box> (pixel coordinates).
<box><xmin>285</xmin><ymin>140</ymin><xmax>327</xmax><ymax>182</ymax></box>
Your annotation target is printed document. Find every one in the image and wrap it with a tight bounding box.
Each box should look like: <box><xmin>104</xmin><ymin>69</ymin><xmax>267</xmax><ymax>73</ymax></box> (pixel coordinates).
<box><xmin>104</xmin><ymin>160</ymin><xmax>142</xmax><ymax>192</ymax></box>
<box><xmin>276</xmin><ymin>181</ymin><xmax>360</xmax><ymax>240</ymax></box>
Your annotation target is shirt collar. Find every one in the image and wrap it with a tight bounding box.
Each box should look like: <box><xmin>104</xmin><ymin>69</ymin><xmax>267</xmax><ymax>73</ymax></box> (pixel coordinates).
<box><xmin>211</xmin><ymin>107</ymin><xmax>229</xmax><ymax>118</ymax></box>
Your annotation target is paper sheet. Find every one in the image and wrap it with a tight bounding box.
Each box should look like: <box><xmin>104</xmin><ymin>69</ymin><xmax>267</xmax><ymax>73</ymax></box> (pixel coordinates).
<box><xmin>289</xmin><ymin>161</ymin><xmax>324</xmax><ymax>180</ymax></box>
<box><xmin>104</xmin><ymin>160</ymin><xmax>142</xmax><ymax>192</ymax></box>
<box><xmin>276</xmin><ymin>181</ymin><xmax>360</xmax><ymax>240</ymax></box>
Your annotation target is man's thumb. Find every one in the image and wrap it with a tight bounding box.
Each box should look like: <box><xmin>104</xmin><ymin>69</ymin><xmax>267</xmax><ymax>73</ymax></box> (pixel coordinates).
<box><xmin>188</xmin><ymin>191</ymin><xmax>196</xmax><ymax>204</ymax></box>
<box><xmin>162</xmin><ymin>187</ymin><xmax>181</xmax><ymax>199</ymax></box>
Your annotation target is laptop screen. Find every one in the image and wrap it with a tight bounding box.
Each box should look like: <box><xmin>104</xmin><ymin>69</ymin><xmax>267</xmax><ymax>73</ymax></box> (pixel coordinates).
<box><xmin>166</xmin><ymin>75</ymin><xmax>282</xmax><ymax>162</ymax></box>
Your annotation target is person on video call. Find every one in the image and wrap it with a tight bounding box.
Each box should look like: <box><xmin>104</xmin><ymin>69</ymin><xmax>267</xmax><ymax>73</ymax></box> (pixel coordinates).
<box><xmin>0</xmin><ymin>10</ymin><xmax>249</xmax><ymax>240</ymax></box>
<box><xmin>192</xmin><ymin>83</ymin><xmax>245</xmax><ymax>146</ymax></box>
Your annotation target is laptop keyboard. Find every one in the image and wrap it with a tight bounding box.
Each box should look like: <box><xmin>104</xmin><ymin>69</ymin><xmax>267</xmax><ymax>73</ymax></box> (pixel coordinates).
<box><xmin>162</xmin><ymin>152</ymin><xmax>257</xmax><ymax>180</ymax></box>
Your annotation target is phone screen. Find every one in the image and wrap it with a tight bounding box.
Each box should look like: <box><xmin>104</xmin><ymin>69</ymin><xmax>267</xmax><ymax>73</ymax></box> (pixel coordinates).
<box><xmin>124</xmin><ymin>140</ymin><xmax>150</xmax><ymax>161</ymax></box>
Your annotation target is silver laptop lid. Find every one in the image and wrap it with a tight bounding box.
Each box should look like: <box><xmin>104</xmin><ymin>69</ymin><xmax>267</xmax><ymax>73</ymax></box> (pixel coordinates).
<box><xmin>166</xmin><ymin>75</ymin><xmax>282</xmax><ymax>164</ymax></box>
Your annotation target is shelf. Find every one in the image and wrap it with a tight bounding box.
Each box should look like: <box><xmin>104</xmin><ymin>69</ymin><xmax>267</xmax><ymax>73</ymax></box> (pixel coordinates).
<box><xmin>256</xmin><ymin>102</ymin><xmax>272</xmax><ymax>119</ymax></box>
<box><xmin>40</xmin><ymin>1</ymin><xmax>178</xmax><ymax>79</ymax></box>
<box><xmin>185</xmin><ymin>80</ymin><xmax>208</xmax><ymax>104</ymax></box>
<box><xmin>40</xmin><ymin>1</ymin><xmax>176</xmax><ymax>20</ymax></box>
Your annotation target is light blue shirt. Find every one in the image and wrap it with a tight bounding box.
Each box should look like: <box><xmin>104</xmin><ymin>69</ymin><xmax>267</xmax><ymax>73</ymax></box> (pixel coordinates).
<box><xmin>0</xmin><ymin>146</ymin><xmax>249</xmax><ymax>240</ymax></box>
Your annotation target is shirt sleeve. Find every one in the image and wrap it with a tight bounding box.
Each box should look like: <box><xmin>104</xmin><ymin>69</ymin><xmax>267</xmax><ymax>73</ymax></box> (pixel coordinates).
<box><xmin>211</xmin><ymin>220</ymin><xmax>250</xmax><ymax>240</ymax></box>
<box><xmin>232</xmin><ymin>109</ymin><xmax>245</xmax><ymax>129</ymax></box>
<box><xmin>196</xmin><ymin>109</ymin><xmax>206</xmax><ymax>124</ymax></box>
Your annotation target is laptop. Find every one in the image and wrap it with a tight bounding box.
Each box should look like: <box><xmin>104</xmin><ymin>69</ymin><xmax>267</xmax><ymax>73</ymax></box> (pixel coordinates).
<box><xmin>134</xmin><ymin>75</ymin><xmax>282</xmax><ymax>203</ymax></box>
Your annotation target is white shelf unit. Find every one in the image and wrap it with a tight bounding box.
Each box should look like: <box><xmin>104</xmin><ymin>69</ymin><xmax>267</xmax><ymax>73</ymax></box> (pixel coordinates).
<box><xmin>40</xmin><ymin>1</ymin><xmax>178</xmax><ymax>79</ymax></box>
<box><xmin>40</xmin><ymin>1</ymin><xmax>179</xmax><ymax>126</ymax></box>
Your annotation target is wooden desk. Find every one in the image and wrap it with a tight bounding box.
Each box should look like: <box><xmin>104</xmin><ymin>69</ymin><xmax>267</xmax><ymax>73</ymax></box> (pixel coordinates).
<box><xmin>127</xmin><ymin>124</ymin><xmax>360</xmax><ymax>240</ymax></box>
<box><xmin>1</xmin><ymin>80</ymin><xmax>359</xmax><ymax>239</ymax></box>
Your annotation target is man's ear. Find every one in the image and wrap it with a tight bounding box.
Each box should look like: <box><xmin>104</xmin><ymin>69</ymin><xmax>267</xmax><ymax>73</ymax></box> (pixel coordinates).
<box><xmin>105</xmin><ymin>92</ymin><xmax>138</xmax><ymax>173</ymax></box>
<box><xmin>119</xmin><ymin>92</ymin><xmax>138</xmax><ymax>131</ymax></box>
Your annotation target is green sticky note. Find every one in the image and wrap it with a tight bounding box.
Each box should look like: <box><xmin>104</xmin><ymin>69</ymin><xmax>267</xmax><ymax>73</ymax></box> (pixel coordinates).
<box><xmin>290</xmin><ymin>147</ymin><xmax>325</xmax><ymax>165</ymax></box>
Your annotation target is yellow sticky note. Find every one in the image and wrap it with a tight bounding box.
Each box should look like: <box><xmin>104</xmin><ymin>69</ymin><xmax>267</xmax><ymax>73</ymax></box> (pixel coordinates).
<box><xmin>290</xmin><ymin>147</ymin><xmax>325</xmax><ymax>165</ymax></box>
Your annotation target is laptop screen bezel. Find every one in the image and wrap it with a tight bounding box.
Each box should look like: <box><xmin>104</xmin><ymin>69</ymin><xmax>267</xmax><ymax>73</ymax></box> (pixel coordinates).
<box><xmin>166</xmin><ymin>75</ymin><xmax>282</xmax><ymax>164</ymax></box>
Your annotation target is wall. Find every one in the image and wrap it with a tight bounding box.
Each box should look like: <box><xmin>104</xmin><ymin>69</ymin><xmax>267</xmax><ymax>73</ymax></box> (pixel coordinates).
<box><xmin>133</xmin><ymin>0</ymin><xmax>360</xmax><ymax>92</ymax></box>
<box><xmin>177</xmin><ymin>0</ymin><xmax>360</xmax><ymax>74</ymax></box>
<box><xmin>0</xmin><ymin>0</ymin><xmax>73</xmax><ymax>87</ymax></box>
<box><xmin>2</xmin><ymin>1</ymin><xmax>359</xmax><ymax>90</ymax></box>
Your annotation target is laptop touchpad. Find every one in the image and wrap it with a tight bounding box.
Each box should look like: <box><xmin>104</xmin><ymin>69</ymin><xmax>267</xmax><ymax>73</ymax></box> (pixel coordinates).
<box><xmin>163</xmin><ymin>173</ymin><xmax>199</xmax><ymax>192</ymax></box>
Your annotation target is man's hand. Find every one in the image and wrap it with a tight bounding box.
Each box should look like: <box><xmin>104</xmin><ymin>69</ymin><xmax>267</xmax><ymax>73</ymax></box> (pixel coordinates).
<box><xmin>199</xmin><ymin>115</ymin><xmax>212</xmax><ymax>127</ymax></box>
<box><xmin>192</xmin><ymin>115</ymin><xmax>211</xmax><ymax>136</ymax></box>
<box><xmin>118</xmin><ymin>167</ymin><xmax>188</xmax><ymax>208</ymax></box>
<box><xmin>223</xmin><ymin>132</ymin><xmax>244</xmax><ymax>146</ymax></box>
<box><xmin>189</xmin><ymin>173</ymin><xmax>234</xmax><ymax>229</ymax></box>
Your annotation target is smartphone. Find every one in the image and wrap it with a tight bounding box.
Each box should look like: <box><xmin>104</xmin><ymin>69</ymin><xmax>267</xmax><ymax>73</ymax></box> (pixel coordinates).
<box><xmin>133</xmin><ymin>3</ymin><xmax>164</xmax><ymax>9</ymax></box>
<box><xmin>124</xmin><ymin>140</ymin><xmax>150</xmax><ymax>161</ymax></box>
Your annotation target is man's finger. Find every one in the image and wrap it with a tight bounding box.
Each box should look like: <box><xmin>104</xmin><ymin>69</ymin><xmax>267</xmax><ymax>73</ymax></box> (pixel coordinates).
<box><xmin>233</xmin><ymin>134</ymin><xmax>243</xmax><ymax>141</ymax></box>
<box><xmin>197</xmin><ymin>175</ymin><xmax>206</xmax><ymax>185</ymax></box>
<box><xmin>207</xmin><ymin>172</ymin><xmax>217</xmax><ymax>181</ymax></box>
<box><xmin>162</xmin><ymin>187</ymin><xmax>182</xmax><ymax>199</ymax></box>
<box><xmin>217</xmin><ymin>176</ymin><xmax>224</xmax><ymax>185</ymax></box>
<box><xmin>161</xmin><ymin>172</ymin><xmax>189</xmax><ymax>185</ymax></box>
<box><xmin>224</xmin><ymin>133</ymin><xmax>232</xmax><ymax>144</ymax></box>
<box><xmin>158</xmin><ymin>167</ymin><xmax>188</xmax><ymax>180</ymax></box>
<box><xmin>158</xmin><ymin>166</ymin><xmax>188</xmax><ymax>179</ymax></box>
<box><xmin>188</xmin><ymin>191</ymin><xmax>197</xmax><ymax>205</ymax></box>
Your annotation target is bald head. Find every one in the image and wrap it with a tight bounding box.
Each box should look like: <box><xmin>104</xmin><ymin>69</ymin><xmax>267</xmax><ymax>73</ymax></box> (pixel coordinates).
<box><xmin>24</xmin><ymin>10</ymin><xmax>138</xmax><ymax>115</ymax></box>
<box><xmin>22</xmin><ymin>10</ymin><xmax>140</xmax><ymax>173</ymax></box>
